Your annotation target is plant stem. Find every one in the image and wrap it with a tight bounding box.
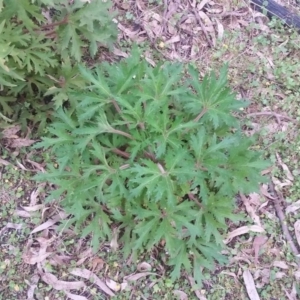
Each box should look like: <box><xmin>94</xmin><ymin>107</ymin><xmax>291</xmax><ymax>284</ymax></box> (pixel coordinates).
<box><xmin>193</xmin><ymin>108</ymin><xmax>207</xmax><ymax>122</ymax></box>
<box><xmin>112</xmin><ymin>129</ymin><xmax>134</xmax><ymax>140</ymax></box>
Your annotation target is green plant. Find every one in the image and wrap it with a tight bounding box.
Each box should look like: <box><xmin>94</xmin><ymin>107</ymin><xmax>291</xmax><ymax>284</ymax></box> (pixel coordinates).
<box><xmin>0</xmin><ymin>0</ymin><xmax>117</xmax><ymax>132</ymax></box>
<box><xmin>35</xmin><ymin>49</ymin><xmax>268</xmax><ymax>285</ymax></box>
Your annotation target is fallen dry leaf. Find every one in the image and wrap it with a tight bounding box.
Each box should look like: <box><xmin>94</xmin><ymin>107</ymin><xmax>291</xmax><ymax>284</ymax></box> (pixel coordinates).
<box><xmin>286</xmin><ymin>200</ymin><xmax>300</xmax><ymax>214</ymax></box>
<box><xmin>294</xmin><ymin>220</ymin><xmax>300</xmax><ymax>247</ymax></box>
<box><xmin>9</xmin><ymin>138</ymin><xmax>35</xmax><ymax>148</ymax></box>
<box><xmin>253</xmin><ymin>269</ymin><xmax>270</xmax><ymax>288</ymax></box>
<box><xmin>31</xmin><ymin>212</ymin><xmax>68</xmax><ymax>234</ymax></box>
<box><xmin>188</xmin><ymin>276</ymin><xmax>207</xmax><ymax>300</ymax></box>
<box><xmin>50</xmin><ymin>254</ymin><xmax>73</xmax><ymax>266</ymax></box>
<box><xmin>137</xmin><ymin>262</ymin><xmax>152</xmax><ymax>272</ymax></box>
<box><xmin>0</xmin><ymin>222</ymin><xmax>23</xmax><ymax>235</ymax></box>
<box><xmin>40</xmin><ymin>272</ymin><xmax>86</xmax><ymax>291</ymax></box>
<box><xmin>284</xmin><ymin>282</ymin><xmax>297</xmax><ymax>300</ymax></box>
<box><xmin>173</xmin><ymin>290</ymin><xmax>188</xmax><ymax>300</ymax></box>
<box><xmin>197</xmin><ymin>0</ymin><xmax>211</xmax><ymax>11</ymax></box>
<box><xmin>21</xmin><ymin>204</ymin><xmax>44</xmax><ymax>212</ymax></box>
<box><xmin>64</xmin><ymin>292</ymin><xmax>88</xmax><ymax>300</ymax></box>
<box><xmin>221</xmin><ymin>271</ymin><xmax>240</xmax><ymax>285</ymax></box>
<box><xmin>106</xmin><ymin>278</ymin><xmax>121</xmax><ymax>292</ymax></box>
<box><xmin>273</xmin><ymin>260</ymin><xmax>289</xmax><ymax>269</ymax></box>
<box><xmin>26</xmin><ymin>274</ymin><xmax>39</xmax><ymax>300</ymax></box>
<box><xmin>243</xmin><ymin>269</ymin><xmax>260</xmax><ymax>300</ymax></box>
<box><xmin>215</xmin><ymin>18</ymin><xmax>224</xmax><ymax>40</ymax></box>
<box><xmin>0</xmin><ymin>157</ymin><xmax>10</xmax><ymax>165</ymax></box>
<box><xmin>124</xmin><ymin>272</ymin><xmax>156</xmax><ymax>281</ymax></box>
<box><xmin>252</xmin><ymin>235</ymin><xmax>268</xmax><ymax>264</ymax></box>
<box><xmin>70</xmin><ymin>268</ymin><xmax>115</xmax><ymax>297</ymax></box>
<box><xmin>14</xmin><ymin>210</ymin><xmax>31</xmax><ymax>218</ymax></box>
<box><xmin>112</xmin><ymin>47</ymin><xmax>128</xmax><ymax>58</ymax></box>
<box><xmin>276</xmin><ymin>152</ymin><xmax>294</xmax><ymax>181</ymax></box>
<box><xmin>224</xmin><ymin>225</ymin><xmax>265</xmax><ymax>244</ymax></box>
<box><xmin>272</xmin><ymin>176</ymin><xmax>292</xmax><ymax>189</ymax></box>
<box><xmin>295</xmin><ymin>270</ymin><xmax>300</xmax><ymax>280</ymax></box>
<box><xmin>2</xmin><ymin>125</ymin><xmax>21</xmax><ymax>137</ymax></box>
<box><xmin>23</xmin><ymin>252</ymin><xmax>52</xmax><ymax>265</ymax></box>
<box><xmin>110</xmin><ymin>228</ymin><xmax>119</xmax><ymax>251</ymax></box>
<box><xmin>76</xmin><ymin>248</ymin><xmax>93</xmax><ymax>266</ymax></box>
<box><xmin>240</xmin><ymin>193</ymin><xmax>261</xmax><ymax>226</ymax></box>
<box><xmin>90</xmin><ymin>257</ymin><xmax>105</xmax><ymax>273</ymax></box>
<box><xmin>275</xmin><ymin>272</ymin><xmax>286</xmax><ymax>279</ymax></box>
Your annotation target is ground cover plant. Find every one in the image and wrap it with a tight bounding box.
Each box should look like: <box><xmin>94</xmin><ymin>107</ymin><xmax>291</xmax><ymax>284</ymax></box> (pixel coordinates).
<box><xmin>1</xmin><ymin>0</ymin><xmax>300</xmax><ymax>299</ymax></box>
<box><xmin>35</xmin><ymin>49</ymin><xmax>268</xmax><ymax>285</ymax></box>
<box><xmin>0</xmin><ymin>0</ymin><xmax>117</xmax><ymax>132</ymax></box>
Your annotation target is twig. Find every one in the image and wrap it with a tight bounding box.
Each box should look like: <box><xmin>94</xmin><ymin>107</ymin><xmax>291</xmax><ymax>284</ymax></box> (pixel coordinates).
<box><xmin>206</xmin><ymin>10</ymin><xmax>248</xmax><ymax>18</ymax></box>
<box><xmin>268</xmin><ymin>180</ymin><xmax>300</xmax><ymax>267</ymax></box>
<box><xmin>247</xmin><ymin>112</ymin><xmax>297</xmax><ymax>123</ymax></box>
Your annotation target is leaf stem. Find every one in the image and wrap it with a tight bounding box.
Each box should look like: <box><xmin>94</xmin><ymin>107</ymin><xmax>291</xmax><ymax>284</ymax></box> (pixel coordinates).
<box><xmin>188</xmin><ymin>193</ymin><xmax>203</xmax><ymax>209</ymax></box>
<box><xmin>112</xmin><ymin>129</ymin><xmax>134</xmax><ymax>140</ymax></box>
<box><xmin>193</xmin><ymin>108</ymin><xmax>207</xmax><ymax>122</ymax></box>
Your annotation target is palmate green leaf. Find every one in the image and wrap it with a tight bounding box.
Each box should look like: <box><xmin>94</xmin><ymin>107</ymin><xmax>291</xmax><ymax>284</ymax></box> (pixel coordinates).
<box><xmin>57</xmin><ymin>0</ymin><xmax>117</xmax><ymax>61</ymax></box>
<box><xmin>2</xmin><ymin>0</ymin><xmax>44</xmax><ymax>29</ymax></box>
<box><xmin>169</xmin><ymin>243</ymin><xmax>191</xmax><ymax>281</ymax></box>
<box><xmin>128</xmin><ymin>159</ymin><xmax>177</xmax><ymax>204</ymax></box>
<box><xmin>184</xmin><ymin>64</ymin><xmax>244</xmax><ymax>128</ymax></box>
<box><xmin>0</xmin><ymin>96</ymin><xmax>15</xmax><ymax>116</ymax></box>
<box><xmin>79</xmin><ymin>65</ymin><xmax>113</xmax><ymax>97</ymax></box>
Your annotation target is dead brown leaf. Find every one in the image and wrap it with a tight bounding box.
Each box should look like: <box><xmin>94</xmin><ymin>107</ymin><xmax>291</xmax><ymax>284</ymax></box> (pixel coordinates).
<box><xmin>90</xmin><ymin>257</ymin><xmax>105</xmax><ymax>273</ymax></box>
<box><xmin>21</xmin><ymin>204</ymin><xmax>44</xmax><ymax>212</ymax></box>
<box><xmin>137</xmin><ymin>262</ymin><xmax>152</xmax><ymax>272</ymax></box>
<box><xmin>76</xmin><ymin>248</ymin><xmax>93</xmax><ymax>266</ymax></box>
<box><xmin>187</xmin><ymin>276</ymin><xmax>207</xmax><ymax>300</ymax></box>
<box><xmin>23</xmin><ymin>252</ymin><xmax>52</xmax><ymax>265</ymax></box>
<box><xmin>31</xmin><ymin>212</ymin><xmax>68</xmax><ymax>234</ymax></box>
<box><xmin>294</xmin><ymin>220</ymin><xmax>300</xmax><ymax>247</ymax></box>
<box><xmin>224</xmin><ymin>225</ymin><xmax>265</xmax><ymax>244</ymax></box>
<box><xmin>110</xmin><ymin>228</ymin><xmax>119</xmax><ymax>251</ymax></box>
<box><xmin>253</xmin><ymin>269</ymin><xmax>270</xmax><ymax>288</ymax></box>
<box><xmin>240</xmin><ymin>193</ymin><xmax>261</xmax><ymax>226</ymax></box>
<box><xmin>2</xmin><ymin>125</ymin><xmax>21</xmax><ymax>138</ymax></box>
<box><xmin>105</xmin><ymin>278</ymin><xmax>121</xmax><ymax>292</ymax></box>
<box><xmin>173</xmin><ymin>290</ymin><xmax>188</xmax><ymax>300</ymax></box>
<box><xmin>0</xmin><ymin>222</ymin><xmax>23</xmax><ymax>235</ymax></box>
<box><xmin>252</xmin><ymin>235</ymin><xmax>268</xmax><ymax>265</ymax></box>
<box><xmin>286</xmin><ymin>200</ymin><xmax>300</xmax><ymax>215</ymax></box>
<box><xmin>275</xmin><ymin>272</ymin><xmax>286</xmax><ymax>279</ymax></box>
<box><xmin>70</xmin><ymin>268</ymin><xmax>115</xmax><ymax>297</ymax></box>
<box><xmin>221</xmin><ymin>271</ymin><xmax>240</xmax><ymax>285</ymax></box>
<box><xmin>243</xmin><ymin>269</ymin><xmax>260</xmax><ymax>300</ymax></box>
<box><xmin>276</xmin><ymin>152</ymin><xmax>294</xmax><ymax>181</ymax></box>
<box><xmin>124</xmin><ymin>272</ymin><xmax>156</xmax><ymax>281</ymax></box>
<box><xmin>0</xmin><ymin>157</ymin><xmax>10</xmax><ymax>165</ymax></box>
<box><xmin>26</xmin><ymin>274</ymin><xmax>39</xmax><ymax>300</ymax></box>
<box><xmin>14</xmin><ymin>210</ymin><xmax>31</xmax><ymax>218</ymax></box>
<box><xmin>9</xmin><ymin>138</ymin><xmax>35</xmax><ymax>148</ymax></box>
<box><xmin>40</xmin><ymin>271</ymin><xmax>86</xmax><ymax>291</ymax></box>
<box><xmin>273</xmin><ymin>261</ymin><xmax>289</xmax><ymax>269</ymax></box>
<box><xmin>64</xmin><ymin>292</ymin><xmax>88</xmax><ymax>300</ymax></box>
